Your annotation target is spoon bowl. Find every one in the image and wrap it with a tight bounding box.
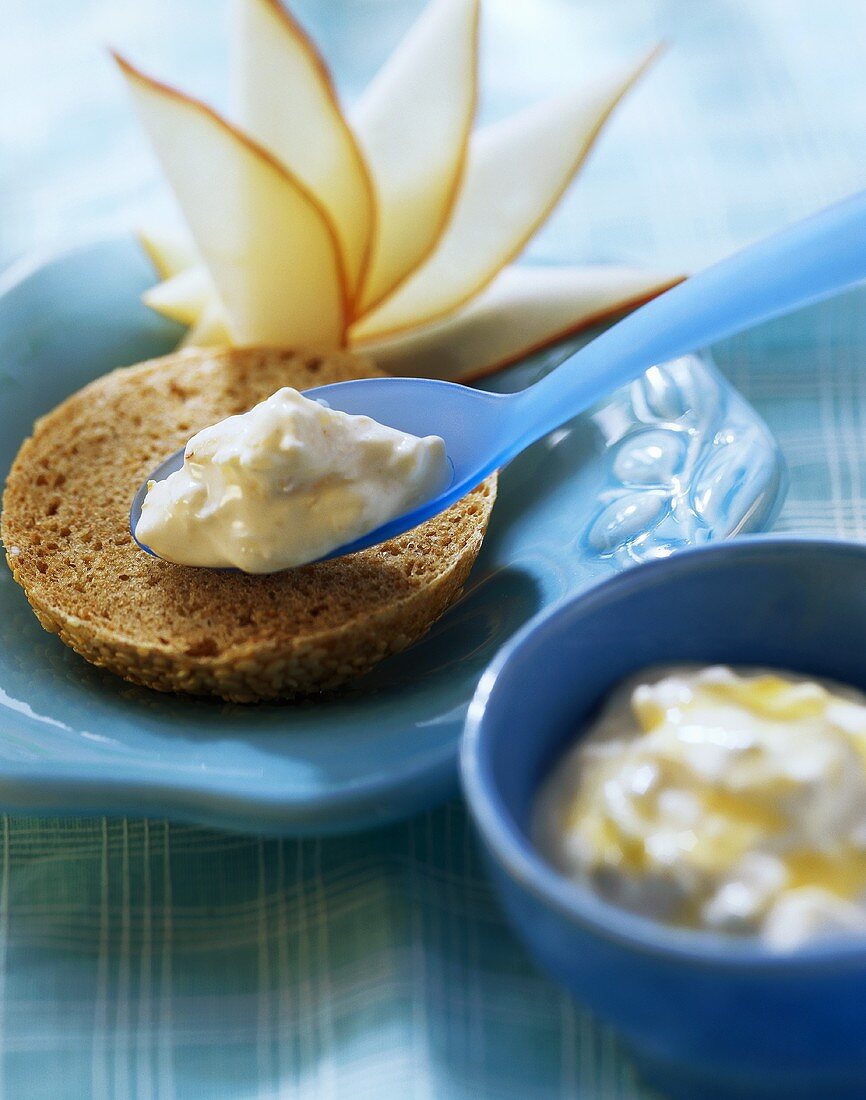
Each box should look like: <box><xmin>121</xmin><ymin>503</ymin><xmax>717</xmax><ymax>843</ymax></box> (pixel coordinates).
<box><xmin>133</xmin><ymin>189</ymin><xmax>866</xmax><ymax>566</ymax></box>
<box><xmin>130</xmin><ymin>377</ymin><xmax>510</xmax><ymax>562</ymax></box>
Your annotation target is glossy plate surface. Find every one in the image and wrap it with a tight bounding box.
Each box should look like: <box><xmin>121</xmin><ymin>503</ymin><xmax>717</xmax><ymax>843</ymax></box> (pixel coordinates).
<box><xmin>0</xmin><ymin>238</ymin><xmax>786</xmax><ymax>834</ymax></box>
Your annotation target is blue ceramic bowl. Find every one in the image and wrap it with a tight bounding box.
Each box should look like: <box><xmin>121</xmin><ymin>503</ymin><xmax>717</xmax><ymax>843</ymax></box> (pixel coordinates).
<box><xmin>461</xmin><ymin>537</ymin><xmax>866</xmax><ymax>1099</ymax></box>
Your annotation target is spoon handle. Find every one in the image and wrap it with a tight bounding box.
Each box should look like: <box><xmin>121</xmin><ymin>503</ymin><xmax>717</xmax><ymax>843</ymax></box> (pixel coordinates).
<box><xmin>515</xmin><ymin>189</ymin><xmax>866</xmax><ymax>444</ymax></box>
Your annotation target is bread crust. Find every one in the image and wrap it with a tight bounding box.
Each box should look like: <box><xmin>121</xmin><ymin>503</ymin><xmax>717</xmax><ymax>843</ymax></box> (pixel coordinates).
<box><xmin>1</xmin><ymin>347</ymin><xmax>496</xmax><ymax>702</ymax></box>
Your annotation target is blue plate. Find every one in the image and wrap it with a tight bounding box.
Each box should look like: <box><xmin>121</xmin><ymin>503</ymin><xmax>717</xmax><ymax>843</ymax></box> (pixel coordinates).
<box><xmin>0</xmin><ymin>238</ymin><xmax>786</xmax><ymax>835</ymax></box>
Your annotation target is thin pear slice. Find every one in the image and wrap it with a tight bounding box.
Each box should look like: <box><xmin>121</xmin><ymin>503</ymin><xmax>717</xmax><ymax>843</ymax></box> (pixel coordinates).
<box><xmin>141</xmin><ymin>264</ymin><xmax>214</xmax><ymax>326</ymax></box>
<box><xmin>352</xmin><ymin>46</ymin><xmax>662</xmax><ymax>342</ymax></box>
<box><xmin>351</xmin><ymin>0</ymin><xmax>479</xmax><ymax>315</ymax></box>
<box><xmin>137</xmin><ymin>226</ymin><xmax>198</xmax><ymax>280</ymax></box>
<box><xmin>352</xmin><ymin>264</ymin><xmax>682</xmax><ymax>381</ymax></box>
<box><xmin>180</xmin><ymin>300</ymin><xmax>233</xmax><ymax>348</ymax></box>
<box><xmin>115</xmin><ymin>54</ymin><xmax>347</xmax><ymax>347</ymax></box>
<box><xmin>232</xmin><ymin>0</ymin><xmax>375</xmax><ymax>299</ymax></box>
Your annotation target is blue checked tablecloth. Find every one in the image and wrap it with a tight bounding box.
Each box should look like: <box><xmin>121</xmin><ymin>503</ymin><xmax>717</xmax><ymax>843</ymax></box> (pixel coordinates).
<box><xmin>4</xmin><ymin>0</ymin><xmax>866</xmax><ymax>1096</ymax></box>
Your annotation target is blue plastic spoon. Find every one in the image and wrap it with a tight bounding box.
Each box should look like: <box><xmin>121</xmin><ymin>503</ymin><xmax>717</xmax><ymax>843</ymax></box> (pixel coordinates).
<box><xmin>133</xmin><ymin>190</ymin><xmax>866</xmax><ymax>564</ymax></box>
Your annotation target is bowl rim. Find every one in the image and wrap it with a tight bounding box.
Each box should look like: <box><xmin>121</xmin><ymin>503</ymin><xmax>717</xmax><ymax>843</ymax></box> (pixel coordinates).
<box><xmin>461</xmin><ymin>534</ymin><xmax>866</xmax><ymax>970</ymax></box>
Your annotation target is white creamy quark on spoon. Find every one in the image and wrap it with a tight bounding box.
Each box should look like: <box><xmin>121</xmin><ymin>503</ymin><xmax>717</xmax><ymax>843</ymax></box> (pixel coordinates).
<box><xmin>134</xmin><ymin>388</ymin><xmax>449</xmax><ymax>572</ymax></box>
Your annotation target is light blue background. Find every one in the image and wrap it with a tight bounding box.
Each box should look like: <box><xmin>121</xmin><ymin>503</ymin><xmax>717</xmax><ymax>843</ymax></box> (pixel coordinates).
<box><xmin>3</xmin><ymin>1</ymin><xmax>866</xmax><ymax>1096</ymax></box>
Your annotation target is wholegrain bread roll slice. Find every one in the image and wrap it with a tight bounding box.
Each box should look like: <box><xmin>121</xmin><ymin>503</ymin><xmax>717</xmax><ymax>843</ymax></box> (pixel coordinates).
<box><xmin>1</xmin><ymin>346</ymin><xmax>496</xmax><ymax>702</ymax></box>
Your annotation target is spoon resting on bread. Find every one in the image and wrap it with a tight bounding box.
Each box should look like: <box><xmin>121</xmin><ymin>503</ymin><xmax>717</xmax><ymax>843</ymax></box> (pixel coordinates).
<box><xmin>133</xmin><ymin>189</ymin><xmax>866</xmax><ymax>572</ymax></box>
<box><xmin>3</xmin><ymin>348</ymin><xmax>496</xmax><ymax>701</ymax></box>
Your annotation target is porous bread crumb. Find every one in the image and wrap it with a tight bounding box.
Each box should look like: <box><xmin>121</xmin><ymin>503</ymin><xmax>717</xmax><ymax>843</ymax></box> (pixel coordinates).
<box><xmin>1</xmin><ymin>346</ymin><xmax>497</xmax><ymax>702</ymax></box>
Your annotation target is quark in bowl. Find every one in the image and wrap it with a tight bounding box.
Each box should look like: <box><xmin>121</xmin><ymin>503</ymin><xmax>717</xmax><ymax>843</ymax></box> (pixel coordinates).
<box><xmin>534</xmin><ymin>664</ymin><xmax>866</xmax><ymax>952</ymax></box>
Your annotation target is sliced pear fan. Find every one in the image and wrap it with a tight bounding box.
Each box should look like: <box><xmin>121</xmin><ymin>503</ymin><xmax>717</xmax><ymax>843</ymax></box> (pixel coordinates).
<box><xmin>351</xmin><ymin>0</ymin><xmax>479</xmax><ymax>314</ymax></box>
<box><xmin>357</xmin><ymin>264</ymin><xmax>682</xmax><ymax>381</ymax></box>
<box><xmin>123</xmin><ymin>4</ymin><xmax>677</xmax><ymax>379</ymax></box>
<box><xmin>351</xmin><ymin>45</ymin><xmax>663</xmax><ymax>342</ymax></box>
<box><xmin>232</xmin><ymin>0</ymin><xmax>375</xmax><ymax>299</ymax></box>
<box><xmin>116</xmin><ymin>54</ymin><xmax>347</xmax><ymax>348</ymax></box>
